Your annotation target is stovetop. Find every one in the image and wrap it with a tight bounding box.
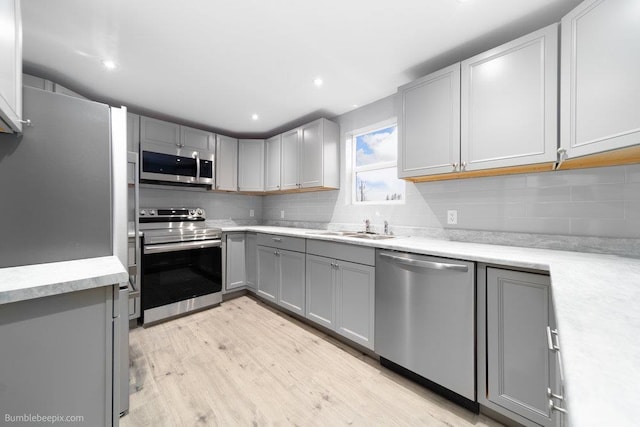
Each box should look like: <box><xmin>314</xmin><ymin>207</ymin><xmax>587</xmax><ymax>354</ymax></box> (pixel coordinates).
<box><xmin>140</xmin><ymin>207</ymin><xmax>222</xmax><ymax>244</ymax></box>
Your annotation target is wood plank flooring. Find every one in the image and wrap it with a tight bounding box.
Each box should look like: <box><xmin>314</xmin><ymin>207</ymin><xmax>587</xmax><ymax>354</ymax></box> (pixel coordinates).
<box><xmin>122</xmin><ymin>295</ymin><xmax>502</xmax><ymax>427</ymax></box>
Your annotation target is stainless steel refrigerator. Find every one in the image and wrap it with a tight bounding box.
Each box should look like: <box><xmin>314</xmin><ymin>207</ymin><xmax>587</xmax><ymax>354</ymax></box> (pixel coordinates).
<box><xmin>0</xmin><ymin>86</ymin><xmax>130</xmax><ymax>416</ymax></box>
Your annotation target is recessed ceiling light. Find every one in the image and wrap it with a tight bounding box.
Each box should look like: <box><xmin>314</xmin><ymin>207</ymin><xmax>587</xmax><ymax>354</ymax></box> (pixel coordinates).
<box><xmin>102</xmin><ymin>60</ymin><xmax>117</xmax><ymax>70</ymax></box>
<box><xmin>352</xmin><ymin>104</ymin><xmax>359</xmax><ymax>108</ymax></box>
<box><xmin>313</xmin><ymin>77</ymin><xmax>323</xmax><ymax>87</ymax></box>
<box><xmin>251</xmin><ymin>113</ymin><xmax>259</xmax><ymax>121</ymax></box>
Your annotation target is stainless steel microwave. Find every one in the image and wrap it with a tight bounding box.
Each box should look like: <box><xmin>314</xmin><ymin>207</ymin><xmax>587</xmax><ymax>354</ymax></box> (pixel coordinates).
<box><xmin>140</xmin><ymin>142</ymin><xmax>214</xmax><ymax>186</ymax></box>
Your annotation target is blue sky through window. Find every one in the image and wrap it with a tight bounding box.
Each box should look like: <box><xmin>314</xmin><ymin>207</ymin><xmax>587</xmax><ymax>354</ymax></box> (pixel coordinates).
<box><xmin>355</xmin><ymin>125</ymin><xmax>397</xmax><ymax>167</ymax></box>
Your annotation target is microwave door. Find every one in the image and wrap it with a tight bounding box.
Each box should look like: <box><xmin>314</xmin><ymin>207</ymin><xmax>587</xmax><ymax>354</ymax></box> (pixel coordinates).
<box><xmin>140</xmin><ymin>143</ymin><xmax>198</xmax><ymax>184</ymax></box>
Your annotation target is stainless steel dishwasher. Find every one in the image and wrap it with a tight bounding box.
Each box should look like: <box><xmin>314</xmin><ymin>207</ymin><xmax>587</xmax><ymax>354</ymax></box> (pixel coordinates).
<box><xmin>375</xmin><ymin>250</ymin><xmax>477</xmax><ymax>412</ymax></box>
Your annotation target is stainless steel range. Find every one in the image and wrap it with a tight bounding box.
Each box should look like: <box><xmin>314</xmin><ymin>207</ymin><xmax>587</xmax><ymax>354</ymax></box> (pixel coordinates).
<box><xmin>140</xmin><ymin>207</ymin><xmax>222</xmax><ymax>325</ymax></box>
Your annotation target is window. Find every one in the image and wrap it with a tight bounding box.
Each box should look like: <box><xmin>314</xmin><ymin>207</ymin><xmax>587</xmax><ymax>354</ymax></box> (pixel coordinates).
<box><xmin>352</xmin><ymin>123</ymin><xmax>405</xmax><ymax>204</ymax></box>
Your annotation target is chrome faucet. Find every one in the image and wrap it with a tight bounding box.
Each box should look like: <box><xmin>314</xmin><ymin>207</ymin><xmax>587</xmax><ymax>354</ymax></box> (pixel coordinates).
<box><xmin>384</xmin><ymin>220</ymin><xmax>389</xmax><ymax>235</ymax></box>
<box><xmin>364</xmin><ymin>219</ymin><xmax>371</xmax><ymax>233</ymax></box>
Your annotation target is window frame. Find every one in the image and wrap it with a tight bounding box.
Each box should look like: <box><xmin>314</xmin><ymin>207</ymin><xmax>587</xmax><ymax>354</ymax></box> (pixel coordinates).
<box><xmin>349</xmin><ymin>120</ymin><xmax>405</xmax><ymax>205</ymax></box>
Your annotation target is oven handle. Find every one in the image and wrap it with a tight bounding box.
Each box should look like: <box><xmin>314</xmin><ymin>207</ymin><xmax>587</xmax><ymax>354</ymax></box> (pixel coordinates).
<box><xmin>144</xmin><ymin>239</ymin><xmax>222</xmax><ymax>254</ymax></box>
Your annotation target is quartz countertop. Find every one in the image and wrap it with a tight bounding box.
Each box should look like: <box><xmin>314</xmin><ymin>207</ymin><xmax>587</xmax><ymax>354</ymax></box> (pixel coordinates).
<box><xmin>0</xmin><ymin>256</ymin><xmax>129</xmax><ymax>306</ymax></box>
<box><xmin>223</xmin><ymin>226</ymin><xmax>640</xmax><ymax>427</ymax></box>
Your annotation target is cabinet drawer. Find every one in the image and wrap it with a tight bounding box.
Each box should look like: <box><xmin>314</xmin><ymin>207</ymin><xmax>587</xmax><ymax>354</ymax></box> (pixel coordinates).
<box><xmin>306</xmin><ymin>240</ymin><xmax>375</xmax><ymax>266</ymax></box>
<box><xmin>257</xmin><ymin>233</ymin><xmax>305</xmax><ymax>252</ymax></box>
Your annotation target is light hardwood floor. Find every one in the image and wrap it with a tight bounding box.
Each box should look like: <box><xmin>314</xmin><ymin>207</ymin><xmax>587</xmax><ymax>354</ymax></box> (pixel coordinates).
<box><xmin>122</xmin><ymin>295</ymin><xmax>502</xmax><ymax>427</ymax></box>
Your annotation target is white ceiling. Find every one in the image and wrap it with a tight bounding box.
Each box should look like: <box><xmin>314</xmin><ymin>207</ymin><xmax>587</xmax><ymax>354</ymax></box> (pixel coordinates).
<box><xmin>22</xmin><ymin>0</ymin><xmax>582</xmax><ymax>138</ymax></box>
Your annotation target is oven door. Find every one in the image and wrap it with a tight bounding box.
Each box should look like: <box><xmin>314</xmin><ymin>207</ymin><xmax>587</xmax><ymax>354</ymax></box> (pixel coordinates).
<box><xmin>142</xmin><ymin>239</ymin><xmax>222</xmax><ymax>324</ymax></box>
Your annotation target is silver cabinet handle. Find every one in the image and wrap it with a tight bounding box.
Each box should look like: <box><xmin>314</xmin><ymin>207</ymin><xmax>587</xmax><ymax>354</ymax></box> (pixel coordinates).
<box><xmin>546</xmin><ymin>326</ymin><xmax>560</xmax><ymax>351</ymax></box>
<box><xmin>379</xmin><ymin>252</ymin><xmax>468</xmax><ymax>272</ymax></box>
<box><xmin>452</xmin><ymin>163</ymin><xmax>458</xmax><ymax>171</ymax></box>
<box><xmin>547</xmin><ymin>387</ymin><xmax>564</xmax><ymax>401</ymax></box>
<box><xmin>549</xmin><ymin>399</ymin><xmax>568</xmax><ymax>414</ymax></box>
<box><xmin>144</xmin><ymin>239</ymin><xmax>221</xmax><ymax>254</ymax></box>
<box><xmin>272</xmin><ymin>237</ymin><xmax>282</xmax><ymax>242</ymax></box>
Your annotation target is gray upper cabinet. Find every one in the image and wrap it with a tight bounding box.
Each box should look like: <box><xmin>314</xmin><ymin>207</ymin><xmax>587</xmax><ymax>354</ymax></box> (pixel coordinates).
<box><xmin>264</xmin><ymin>135</ymin><xmax>281</xmax><ymax>192</ymax></box>
<box><xmin>398</xmin><ymin>63</ymin><xmax>461</xmax><ymax>177</ymax></box>
<box><xmin>181</xmin><ymin>125</ymin><xmax>215</xmax><ymax>151</ymax></box>
<box><xmin>238</xmin><ymin>139</ymin><xmax>265</xmax><ymax>192</ymax></box>
<box><xmin>215</xmin><ymin>134</ymin><xmax>238</xmax><ymax>191</ymax></box>
<box><xmin>461</xmin><ymin>24</ymin><xmax>559</xmax><ymax>171</ymax></box>
<box><xmin>225</xmin><ymin>232</ymin><xmax>246</xmax><ymax>292</ymax></box>
<box><xmin>140</xmin><ymin>116</ymin><xmax>181</xmax><ymax>147</ymax></box>
<box><xmin>279</xmin><ymin>118</ymin><xmax>340</xmax><ymax>191</ymax></box>
<box><xmin>140</xmin><ymin>116</ymin><xmax>214</xmax><ymax>151</ymax></box>
<box><xmin>0</xmin><ymin>0</ymin><xmax>22</xmax><ymax>133</ymax></box>
<box><xmin>281</xmin><ymin>128</ymin><xmax>300</xmax><ymax>190</ymax></box>
<box><xmin>560</xmin><ymin>0</ymin><xmax>640</xmax><ymax>159</ymax></box>
<box><xmin>484</xmin><ymin>267</ymin><xmax>559</xmax><ymax>427</ymax></box>
<box><xmin>127</xmin><ymin>113</ymin><xmax>140</xmax><ymax>153</ymax></box>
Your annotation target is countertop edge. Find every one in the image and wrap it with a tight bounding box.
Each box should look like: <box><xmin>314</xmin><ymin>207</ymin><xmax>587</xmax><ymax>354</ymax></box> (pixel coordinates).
<box><xmin>0</xmin><ymin>256</ymin><xmax>129</xmax><ymax>306</ymax></box>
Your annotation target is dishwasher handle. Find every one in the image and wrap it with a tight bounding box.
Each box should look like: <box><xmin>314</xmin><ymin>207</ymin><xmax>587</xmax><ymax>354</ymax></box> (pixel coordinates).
<box><xmin>379</xmin><ymin>252</ymin><xmax>469</xmax><ymax>272</ymax></box>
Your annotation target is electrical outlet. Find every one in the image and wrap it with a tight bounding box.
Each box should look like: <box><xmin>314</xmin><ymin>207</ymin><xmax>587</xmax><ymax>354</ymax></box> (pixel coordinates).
<box><xmin>447</xmin><ymin>210</ymin><xmax>458</xmax><ymax>225</ymax></box>
<box><xmin>280</xmin><ymin>210</ymin><xmax>285</xmax><ymax>219</ymax></box>
<box><xmin>249</xmin><ymin>209</ymin><xmax>254</xmax><ymax>217</ymax></box>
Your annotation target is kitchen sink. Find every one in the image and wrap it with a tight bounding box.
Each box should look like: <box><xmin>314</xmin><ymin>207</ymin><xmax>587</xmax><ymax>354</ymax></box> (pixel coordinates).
<box><xmin>347</xmin><ymin>233</ymin><xmax>395</xmax><ymax>240</ymax></box>
<box><xmin>306</xmin><ymin>231</ymin><xmax>359</xmax><ymax>236</ymax></box>
<box><xmin>306</xmin><ymin>231</ymin><xmax>395</xmax><ymax>240</ymax></box>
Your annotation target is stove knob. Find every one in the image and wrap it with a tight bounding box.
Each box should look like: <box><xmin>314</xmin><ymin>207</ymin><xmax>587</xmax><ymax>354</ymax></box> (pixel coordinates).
<box><xmin>189</xmin><ymin>209</ymin><xmax>196</xmax><ymax>216</ymax></box>
<box><xmin>149</xmin><ymin>210</ymin><xmax>156</xmax><ymax>216</ymax></box>
<box><xmin>139</xmin><ymin>210</ymin><xmax>146</xmax><ymax>216</ymax></box>
<box><xmin>196</xmin><ymin>208</ymin><xmax>204</xmax><ymax>216</ymax></box>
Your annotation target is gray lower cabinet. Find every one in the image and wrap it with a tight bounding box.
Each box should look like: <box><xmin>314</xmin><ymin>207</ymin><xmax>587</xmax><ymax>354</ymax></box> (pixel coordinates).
<box><xmin>278</xmin><ymin>249</ymin><xmax>306</xmax><ymax>314</ymax></box>
<box><xmin>225</xmin><ymin>232</ymin><xmax>246</xmax><ymax>292</ymax></box>
<box><xmin>334</xmin><ymin>260</ymin><xmax>375</xmax><ymax>349</ymax></box>
<box><xmin>0</xmin><ymin>286</ymin><xmax>118</xmax><ymax>426</ymax></box>
<box><xmin>256</xmin><ymin>245</ymin><xmax>278</xmax><ymax>302</ymax></box>
<box><xmin>305</xmin><ymin>240</ymin><xmax>375</xmax><ymax>351</ymax></box>
<box><xmin>256</xmin><ymin>243</ymin><xmax>305</xmax><ymax>314</ymax></box>
<box><xmin>479</xmin><ymin>266</ymin><xmax>564</xmax><ymax>427</ymax></box>
<box><xmin>245</xmin><ymin>232</ymin><xmax>257</xmax><ymax>292</ymax></box>
<box><xmin>305</xmin><ymin>254</ymin><xmax>335</xmax><ymax>329</ymax></box>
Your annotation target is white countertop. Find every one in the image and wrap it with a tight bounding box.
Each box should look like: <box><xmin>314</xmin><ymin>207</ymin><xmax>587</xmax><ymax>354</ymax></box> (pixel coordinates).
<box><xmin>0</xmin><ymin>256</ymin><xmax>129</xmax><ymax>306</ymax></box>
<box><xmin>225</xmin><ymin>226</ymin><xmax>640</xmax><ymax>427</ymax></box>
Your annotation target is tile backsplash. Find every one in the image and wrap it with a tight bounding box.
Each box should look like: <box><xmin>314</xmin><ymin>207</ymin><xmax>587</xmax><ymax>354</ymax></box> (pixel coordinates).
<box><xmin>262</xmin><ymin>164</ymin><xmax>640</xmax><ymax>240</ymax></box>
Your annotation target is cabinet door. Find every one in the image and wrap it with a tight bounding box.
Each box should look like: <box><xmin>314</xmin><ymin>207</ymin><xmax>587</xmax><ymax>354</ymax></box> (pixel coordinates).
<box><xmin>265</xmin><ymin>135</ymin><xmax>281</xmax><ymax>191</ymax></box>
<box><xmin>335</xmin><ymin>260</ymin><xmax>375</xmax><ymax>350</ymax></box>
<box><xmin>225</xmin><ymin>233</ymin><xmax>246</xmax><ymax>292</ymax></box>
<box><xmin>305</xmin><ymin>254</ymin><xmax>335</xmax><ymax>329</ymax></box>
<box><xmin>245</xmin><ymin>232</ymin><xmax>257</xmax><ymax>291</ymax></box>
<box><xmin>560</xmin><ymin>0</ymin><xmax>640</xmax><ymax>158</ymax></box>
<box><xmin>487</xmin><ymin>268</ymin><xmax>554</xmax><ymax>426</ymax></box>
<box><xmin>461</xmin><ymin>24</ymin><xmax>558</xmax><ymax>171</ymax></box>
<box><xmin>238</xmin><ymin>139</ymin><xmax>265</xmax><ymax>192</ymax></box>
<box><xmin>0</xmin><ymin>0</ymin><xmax>22</xmax><ymax>133</ymax></box>
<box><xmin>140</xmin><ymin>116</ymin><xmax>181</xmax><ymax>147</ymax></box>
<box><xmin>215</xmin><ymin>134</ymin><xmax>238</xmax><ymax>191</ymax></box>
<box><xmin>399</xmin><ymin>63</ymin><xmax>461</xmax><ymax>177</ymax></box>
<box><xmin>127</xmin><ymin>113</ymin><xmax>140</xmax><ymax>153</ymax></box>
<box><xmin>278</xmin><ymin>249</ymin><xmax>306</xmax><ymax>315</ymax></box>
<box><xmin>280</xmin><ymin>128</ymin><xmax>300</xmax><ymax>190</ymax></box>
<box><xmin>300</xmin><ymin>119</ymin><xmax>323</xmax><ymax>188</ymax></box>
<box><xmin>181</xmin><ymin>125</ymin><xmax>215</xmax><ymax>151</ymax></box>
<box><xmin>256</xmin><ymin>245</ymin><xmax>278</xmax><ymax>302</ymax></box>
